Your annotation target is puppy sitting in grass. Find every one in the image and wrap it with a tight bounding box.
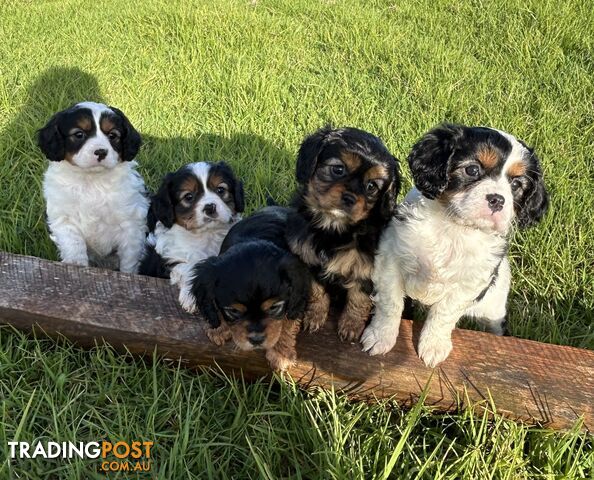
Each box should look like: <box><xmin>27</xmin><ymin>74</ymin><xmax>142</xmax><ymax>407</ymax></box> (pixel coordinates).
<box><xmin>39</xmin><ymin>102</ymin><xmax>147</xmax><ymax>273</ymax></box>
<box><xmin>362</xmin><ymin>124</ymin><xmax>549</xmax><ymax>367</ymax></box>
<box><xmin>286</xmin><ymin>126</ymin><xmax>400</xmax><ymax>342</ymax></box>
<box><xmin>179</xmin><ymin>206</ymin><xmax>313</xmax><ymax>371</ymax></box>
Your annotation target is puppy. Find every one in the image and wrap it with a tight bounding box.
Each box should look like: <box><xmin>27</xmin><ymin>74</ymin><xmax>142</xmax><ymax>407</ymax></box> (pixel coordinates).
<box><xmin>179</xmin><ymin>206</ymin><xmax>312</xmax><ymax>371</ymax></box>
<box><xmin>139</xmin><ymin>161</ymin><xmax>244</xmax><ymax>283</ymax></box>
<box><xmin>362</xmin><ymin>124</ymin><xmax>549</xmax><ymax>367</ymax></box>
<box><xmin>39</xmin><ymin>102</ymin><xmax>147</xmax><ymax>273</ymax></box>
<box><xmin>286</xmin><ymin>126</ymin><xmax>400</xmax><ymax>341</ymax></box>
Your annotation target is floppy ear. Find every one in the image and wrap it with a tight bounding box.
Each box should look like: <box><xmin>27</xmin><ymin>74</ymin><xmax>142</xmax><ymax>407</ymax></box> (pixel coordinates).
<box><xmin>380</xmin><ymin>158</ymin><xmax>401</xmax><ymax>220</ymax></box>
<box><xmin>279</xmin><ymin>255</ymin><xmax>312</xmax><ymax>320</ymax></box>
<box><xmin>212</xmin><ymin>161</ymin><xmax>245</xmax><ymax>213</ymax></box>
<box><xmin>234</xmin><ymin>180</ymin><xmax>245</xmax><ymax>213</ymax></box>
<box><xmin>189</xmin><ymin>258</ymin><xmax>222</xmax><ymax>328</ymax></box>
<box><xmin>296</xmin><ymin>126</ymin><xmax>332</xmax><ymax>184</ymax></box>
<box><xmin>407</xmin><ymin>124</ymin><xmax>465</xmax><ymax>199</ymax></box>
<box><xmin>149</xmin><ymin>173</ymin><xmax>175</xmax><ymax>229</ymax></box>
<box><xmin>38</xmin><ymin>111</ymin><xmax>65</xmax><ymax>161</ymax></box>
<box><xmin>109</xmin><ymin>106</ymin><xmax>142</xmax><ymax>161</ymax></box>
<box><xmin>516</xmin><ymin>150</ymin><xmax>549</xmax><ymax>229</ymax></box>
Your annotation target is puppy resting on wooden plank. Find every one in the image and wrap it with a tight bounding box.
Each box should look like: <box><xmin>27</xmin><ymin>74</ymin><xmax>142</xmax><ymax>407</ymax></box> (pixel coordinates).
<box><xmin>178</xmin><ymin>206</ymin><xmax>313</xmax><ymax>371</ymax></box>
<box><xmin>363</xmin><ymin>124</ymin><xmax>549</xmax><ymax>367</ymax></box>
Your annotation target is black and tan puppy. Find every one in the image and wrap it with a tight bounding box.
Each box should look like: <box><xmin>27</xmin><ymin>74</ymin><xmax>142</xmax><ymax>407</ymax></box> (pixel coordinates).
<box><xmin>179</xmin><ymin>206</ymin><xmax>312</xmax><ymax>371</ymax></box>
<box><xmin>287</xmin><ymin>126</ymin><xmax>400</xmax><ymax>341</ymax></box>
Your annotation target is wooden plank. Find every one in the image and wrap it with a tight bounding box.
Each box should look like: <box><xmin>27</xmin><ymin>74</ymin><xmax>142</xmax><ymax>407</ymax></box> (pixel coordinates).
<box><xmin>0</xmin><ymin>251</ymin><xmax>592</xmax><ymax>431</ymax></box>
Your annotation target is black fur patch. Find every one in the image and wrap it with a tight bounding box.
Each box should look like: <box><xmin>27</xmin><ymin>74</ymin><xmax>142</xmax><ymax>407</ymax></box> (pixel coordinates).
<box><xmin>190</xmin><ymin>206</ymin><xmax>312</xmax><ymax>328</ymax></box>
<box><xmin>473</xmin><ymin>258</ymin><xmax>503</xmax><ymax>303</ymax></box>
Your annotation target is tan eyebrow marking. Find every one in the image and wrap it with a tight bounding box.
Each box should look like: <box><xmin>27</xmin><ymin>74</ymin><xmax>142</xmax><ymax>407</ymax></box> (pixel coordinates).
<box><xmin>229</xmin><ymin>303</ymin><xmax>247</xmax><ymax>313</ymax></box>
<box><xmin>207</xmin><ymin>172</ymin><xmax>225</xmax><ymax>190</ymax></box>
<box><xmin>99</xmin><ymin>116</ymin><xmax>116</xmax><ymax>135</ymax></box>
<box><xmin>177</xmin><ymin>177</ymin><xmax>199</xmax><ymax>200</ymax></box>
<box><xmin>507</xmin><ymin>161</ymin><xmax>527</xmax><ymax>177</ymax></box>
<box><xmin>261</xmin><ymin>298</ymin><xmax>281</xmax><ymax>311</ymax></box>
<box><xmin>364</xmin><ymin>165</ymin><xmax>389</xmax><ymax>182</ymax></box>
<box><xmin>340</xmin><ymin>152</ymin><xmax>362</xmax><ymax>172</ymax></box>
<box><xmin>74</xmin><ymin>117</ymin><xmax>92</xmax><ymax>132</ymax></box>
<box><xmin>477</xmin><ymin>147</ymin><xmax>499</xmax><ymax>169</ymax></box>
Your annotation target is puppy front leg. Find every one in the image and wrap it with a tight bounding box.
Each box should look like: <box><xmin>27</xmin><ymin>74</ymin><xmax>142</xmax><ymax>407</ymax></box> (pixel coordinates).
<box><xmin>48</xmin><ymin>222</ymin><xmax>89</xmax><ymax>267</ymax></box>
<box><xmin>204</xmin><ymin>322</ymin><xmax>232</xmax><ymax>346</ymax></box>
<box><xmin>266</xmin><ymin>320</ymin><xmax>300</xmax><ymax>372</ymax></box>
<box><xmin>337</xmin><ymin>284</ymin><xmax>371</xmax><ymax>342</ymax></box>
<box><xmin>302</xmin><ymin>280</ymin><xmax>331</xmax><ymax>332</ymax></box>
<box><xmin>417</xmin><ymin>299</ymin><xmax>469</xmax><ymax>368</ymax></box>
<box><xmin>117</xmin><ymin>226</ymin><xmax>146</xmax><ymax>273</ymax></box>
<box><xmin>177</xmin><ymin>264</ymin><xmax>199</xmax><ymax>313</ymax></box>
<box><xmin>361</xmin><ymin>262</ymin><xmax>405</xmax><ymax>355</ymax></box>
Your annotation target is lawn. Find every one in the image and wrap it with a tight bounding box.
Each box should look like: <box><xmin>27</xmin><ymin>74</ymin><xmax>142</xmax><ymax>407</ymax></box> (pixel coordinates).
<box><xmin>0</xmin><ymin>0</ymin><xmax>592</xmax><ymax>478</ymax></box>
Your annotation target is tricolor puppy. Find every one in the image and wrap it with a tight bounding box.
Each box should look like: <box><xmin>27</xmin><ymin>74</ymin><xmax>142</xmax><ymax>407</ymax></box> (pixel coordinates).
<box><xmin>179</xmin><ymin>207</ymin><xmax>312</xmax><ymax>371</ymax></box>
<box><xmin>287</xmin><ymin>126</ymin><xmax>400</xmax><ymax>342</ymax></box>
<box><xmin>362</xmin><ymin>124</ymin><xmax>549</xmax><ymax>367</ymax></box>
<box><xmin>139</xmin><ymin>161</ymin><xmax>244</xmax><ymax>283</ymax></box>
<box><xmin>39</xmin><ymin>102</ymin><xmax>147</xmax><ymax>273</ymax></box>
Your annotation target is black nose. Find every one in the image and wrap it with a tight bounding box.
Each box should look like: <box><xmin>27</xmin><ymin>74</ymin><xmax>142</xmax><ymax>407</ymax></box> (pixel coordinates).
<box><xmin>486</xmin><ymin>193</ymin><xmax>505</xmax><ymax>212</ymax></box>
<box><xmin>341</xmin><ymin>192</ymin><xmax>357</xmax><ymax>208</ymax></box>
<box><xmin>94</xmin><ymin>148</ymin><xmax>108</xmax><ymax>161</ymax></box>
<box><xmin>249</xmin><ymin>334</ymin><xmax>265</xmax><ymax>346</ymax></box>
<box><xmin>203</xmin><ymin>203</ymin><xmax>217</xmax><ymax>217</ymax></box>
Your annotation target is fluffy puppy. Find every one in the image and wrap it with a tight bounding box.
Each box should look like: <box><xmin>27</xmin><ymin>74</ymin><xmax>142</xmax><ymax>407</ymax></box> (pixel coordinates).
<box><xmin>287</xmin><ymin>126</ymin><xmax>400</xmax><ymax>342</ymax></box>
<box><xmin>39</xmin><ymin>102</ymin><xmax>147</xmax><ymax>273</ymax></box>
<box><xmin>362</xmin><ymin>124</ymin><xmax>549</xmax><ymax>367</ymax></box>
<box><xmin>139</xmin><ymin>161</ymin><xmax>244</xmax><ymax>283</ymax></box>
<box><xmin>179</xmin><ymin>207</ymin><xmax>312</xmax><ymax>371</ymax></box>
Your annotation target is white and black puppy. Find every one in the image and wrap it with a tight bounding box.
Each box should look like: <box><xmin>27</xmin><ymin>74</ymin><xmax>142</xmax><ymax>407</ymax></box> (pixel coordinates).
<box><xmin>139</xmin><ymin>161</ymin><xmax>244</xmax><ymax>284</ymax></box>
<box><xmin>39</xmin><ymin>102</ymin><xmax>147</xmax><ymax>273</ymax></box>
<box><xmin>362</xmin><ymin>124</ymin><xmax>549</xmax><ymax>367</ymax></box>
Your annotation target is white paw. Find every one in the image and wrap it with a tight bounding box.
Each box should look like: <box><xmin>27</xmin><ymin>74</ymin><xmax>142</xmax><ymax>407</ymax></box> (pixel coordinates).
<box><xmin>178</xmin><ymin>286</ymin><xmax>197</xmax><ymax>314</ymax></box>
<box><xmin>119</xmin><ymin>262</ymin><xmax>138</xmax><ymax>274</ymax></box>
<box><xmin>169</xmin><ymin>269</ymin><xmax>183</xmax><ymax>286</ymax></box>
<box><xmin>62</xmin><ymin>257</ymin><xmax>89</xmax><ymax>267</ymax></box>
<box><xmin>361</xmin><ymin>319</ymin><xmax>398</xmax><ymax>356</ymax></box>
<box><xmin>417</xmin><ymin>334</ymin><xmax>452</xmax><ymax>368</ymax></box>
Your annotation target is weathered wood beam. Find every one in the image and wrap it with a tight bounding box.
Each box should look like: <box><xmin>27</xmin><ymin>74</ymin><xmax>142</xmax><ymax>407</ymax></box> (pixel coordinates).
<box><xmin>0</xmin><ymin>252</ymin><xmax>592</xmax><ymax>430</ymax></box>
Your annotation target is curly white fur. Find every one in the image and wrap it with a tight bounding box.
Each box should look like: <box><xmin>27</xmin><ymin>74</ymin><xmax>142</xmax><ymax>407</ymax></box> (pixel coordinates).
<box><xmin>43</xmin><ymin>160</ymin><xmax>149</xmax><ymax>273</ymax></box>
<box><xmin>362</xmin><ymin>191</ymin><xmax>510</xmax><ymax>367</ymax></box>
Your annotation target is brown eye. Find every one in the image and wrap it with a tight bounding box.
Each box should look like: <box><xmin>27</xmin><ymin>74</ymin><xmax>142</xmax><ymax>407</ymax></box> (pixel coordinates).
<box><xmin>108</xmin><ymin>129</ymin><xmax>121</xmax><ymax>141</ymax></box>
<box><xmin>465</xmin><ymin>165</ymin><xmax>480</xmax><ymax>177</ymax></box>
<box><xmin>223</xmin><ymin>306</ymin><xmax>243</xmax><ymax>322</ymax></box>
<box><xmin>71</xmin><ymin>129</ymin><xmax>85</xmax><ymax>140</ymax></box>
<box><xmin>267</xmin><ymin>300</ymin><xmax>285</xmax><ymax>318</ymax></box>
<box><xmin>183</xmin><ymin>193</ymin><xmax>195</xmax><ymax>203</ymax></box>
<box><xmin>511</xmin><ymin>178</ymin><xmax>523</xmax><ymax>191</ymax></box>
<box><xmin>366</xmin><ymin>181</ymin><xmax>379</xmax><ymax>195</ymax></box>
<box><xmin>331</xmin><ymin>165</ymin><xmax>345</xmax><ymax>177</ymax></box>
<box><xmin>216</xmin><ymin>184</ymin><xmax>227</xmax><ymax>195</ymax></box>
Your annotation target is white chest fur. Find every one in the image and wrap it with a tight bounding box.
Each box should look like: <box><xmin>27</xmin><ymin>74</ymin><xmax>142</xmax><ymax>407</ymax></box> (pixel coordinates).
<box><xmin>43</xmin><ymin>161</ymin><xmax>148</xmax><ymax>260</ymax></box>
<box><xmin>150</xmin><ymin>222</ymin><xmax>231</xmax><ymax>268</ymax></box>
<box><xmin>388</xmin><ymin>200</ymin><xmax>507</xmax><ymax>305</ymax></box>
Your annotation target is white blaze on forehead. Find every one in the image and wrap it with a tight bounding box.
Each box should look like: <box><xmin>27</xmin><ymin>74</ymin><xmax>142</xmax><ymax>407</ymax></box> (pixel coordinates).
<box><xmin>188</xmin><ymin>161</ymin><xmax>212</xmax><ymax>186</ymax></box>
<box><xmin>74</xmin><ymin>101</ymin><xmax>114</xmax><ymax>125</ymax></box>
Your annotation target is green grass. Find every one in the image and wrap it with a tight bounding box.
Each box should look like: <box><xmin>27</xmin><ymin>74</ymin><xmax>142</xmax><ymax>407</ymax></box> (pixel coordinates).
<box><xmin>0</xmin><ymin>0</ymin><xmax>592</xmax><ymax>477</ymax></box>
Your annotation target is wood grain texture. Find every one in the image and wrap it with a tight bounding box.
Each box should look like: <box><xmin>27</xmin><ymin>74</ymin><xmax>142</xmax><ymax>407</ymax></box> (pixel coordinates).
<box><xmin>0</xmin><ymin>252</ymin><xmax>592</xmax><ymax>431</ymax></box>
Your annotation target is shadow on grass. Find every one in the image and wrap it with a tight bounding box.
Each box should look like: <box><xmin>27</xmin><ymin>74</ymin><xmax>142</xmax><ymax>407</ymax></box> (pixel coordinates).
<box><xmin>0</xmin><ymin>66</ymin><xmax>293</xmax><ymax>257</ymax></box>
